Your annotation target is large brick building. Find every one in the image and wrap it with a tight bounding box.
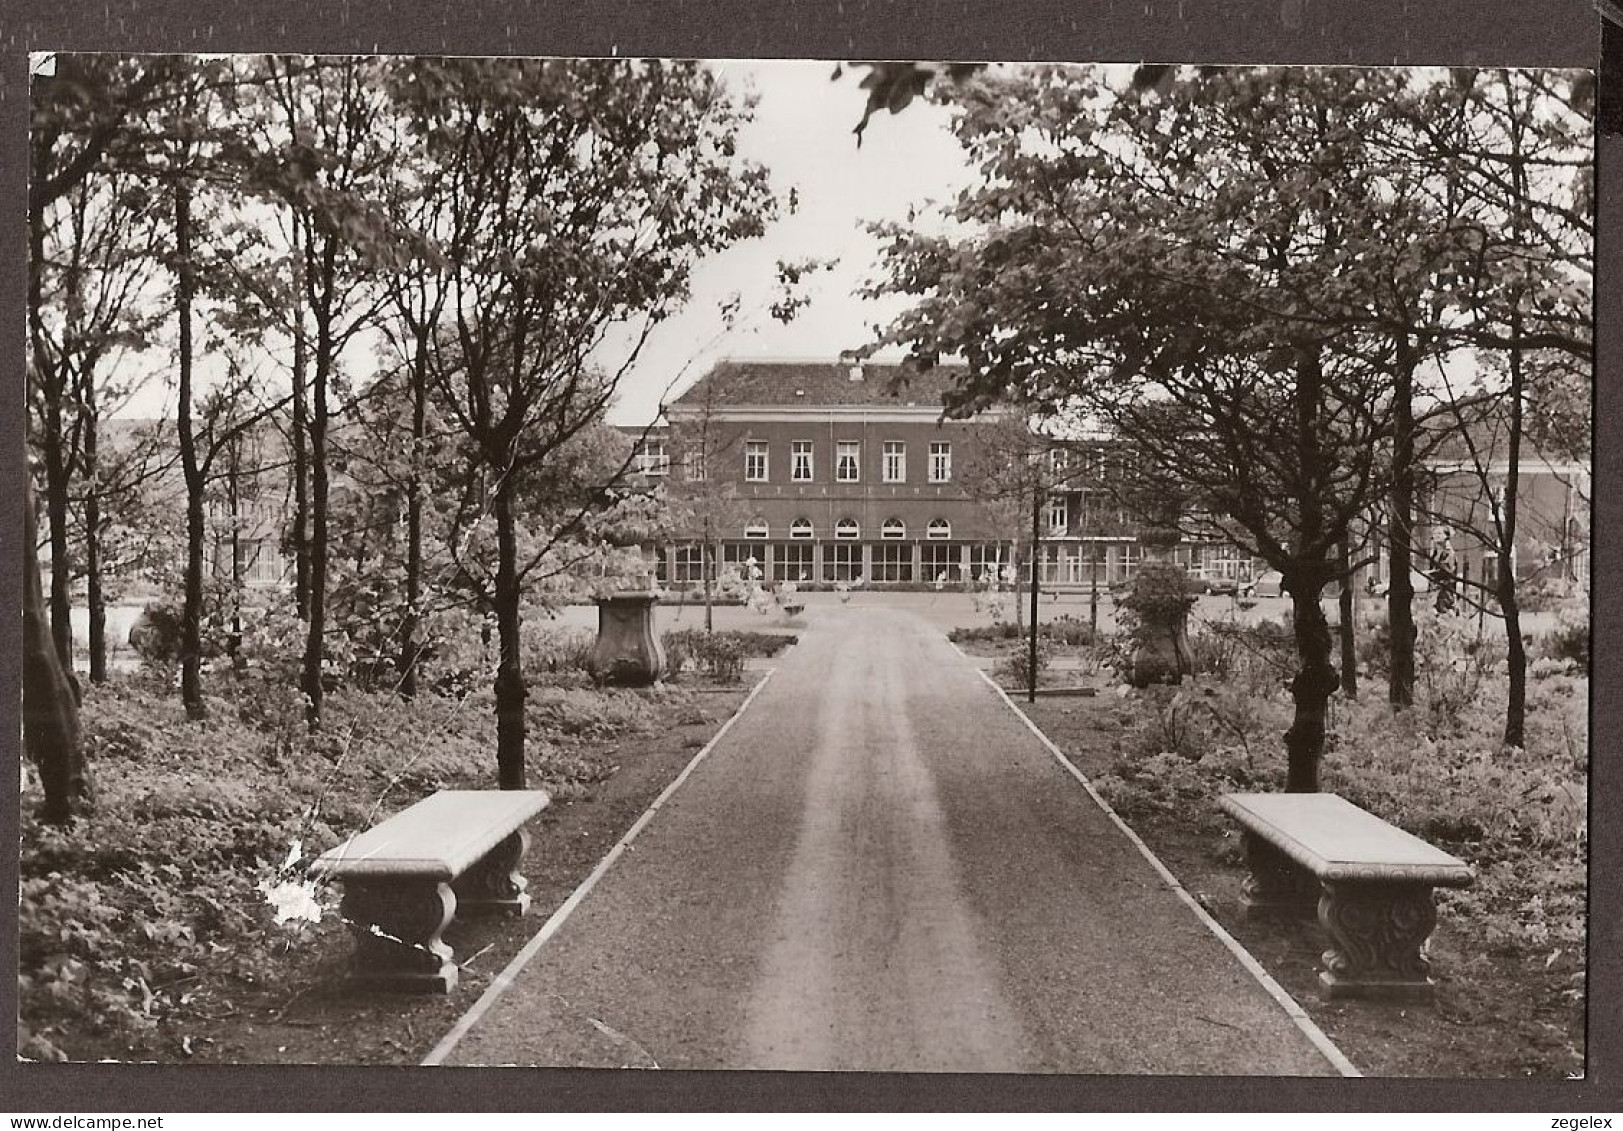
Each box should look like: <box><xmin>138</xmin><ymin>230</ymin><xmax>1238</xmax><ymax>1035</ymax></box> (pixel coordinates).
<box><xmin>633</xmin><ymin>356</ymin><xmax>1232</xmax><ymax>591</ymax></box>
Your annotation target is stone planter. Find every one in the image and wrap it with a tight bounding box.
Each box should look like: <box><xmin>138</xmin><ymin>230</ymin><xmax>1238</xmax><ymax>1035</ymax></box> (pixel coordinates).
<box><xmin>587</xmin><ymin>592</ymin><xmax>665</xmax><ymax>687</ymax></box>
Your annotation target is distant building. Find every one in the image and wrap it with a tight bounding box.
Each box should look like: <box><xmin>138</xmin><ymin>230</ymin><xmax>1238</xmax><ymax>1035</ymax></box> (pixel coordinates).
<box><xmin>629</xmin><ymin>356</ymin><xmax>1260</xmax><ymax>590</ymax></box>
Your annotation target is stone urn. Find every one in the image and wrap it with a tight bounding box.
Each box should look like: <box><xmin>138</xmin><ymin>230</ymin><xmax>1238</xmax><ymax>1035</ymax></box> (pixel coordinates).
<box><xmin>1126</xmin><ymin>523</ymin><xmax>1195</xmax><ymax>689</ymax></box>
<box><xmin>588</xmin><ymin>591</ymin><xmax>666</xmax><ymax>687</ymax></box>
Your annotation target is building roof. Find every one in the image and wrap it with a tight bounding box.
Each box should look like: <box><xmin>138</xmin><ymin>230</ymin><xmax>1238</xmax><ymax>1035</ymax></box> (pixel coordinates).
<box><xmin>669</xmin><ymin>359</ymin><xmax>970</xmax><ymax>410</ymax></box>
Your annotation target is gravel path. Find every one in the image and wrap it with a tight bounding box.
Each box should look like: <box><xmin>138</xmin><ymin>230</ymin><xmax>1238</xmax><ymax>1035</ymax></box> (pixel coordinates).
<box><xmin>436</xmin><ymin>605</ymin><xmax>1342</xmax><ymax>1074</ymax></box>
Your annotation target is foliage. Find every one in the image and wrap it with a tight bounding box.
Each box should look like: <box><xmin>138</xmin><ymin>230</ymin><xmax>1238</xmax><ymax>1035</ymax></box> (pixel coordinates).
<box><xmin>996</xmin><ymin>634</ymin><xmax>1055</xmax><ymax>688</ymax></box>
<box><xmin>17</xmin><ymin>673</ymin><xmax>714</xmax><ymax>1059</ymax></box>
<box><xmin>1535</xmin><ymin>606</ymin><xmax>1589</xmax><ymax>668</ymax></box>
<box><xmin>662</xmin><ymin>628</ymin><xmax>793</xmax><ymax>683</ymax></box>
<box><xmin>949</xmin><ymin>615</ymin><xmax>1096</xmax><ymax>647</ymax></box>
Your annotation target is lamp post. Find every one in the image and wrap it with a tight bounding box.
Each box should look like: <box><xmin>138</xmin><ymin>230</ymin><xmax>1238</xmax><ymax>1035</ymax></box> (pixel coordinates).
<box><xmin>1029</xmin><ymin>480</ymin><xmax>1041</xmax><ymax>703</ymax></box>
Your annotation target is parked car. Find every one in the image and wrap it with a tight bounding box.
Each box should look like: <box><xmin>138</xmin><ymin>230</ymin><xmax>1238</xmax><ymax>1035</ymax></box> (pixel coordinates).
<box><xmin>1240</xmin><ymin>570</ymin><xmax>1285</xmax><ymax>598</ymax></box>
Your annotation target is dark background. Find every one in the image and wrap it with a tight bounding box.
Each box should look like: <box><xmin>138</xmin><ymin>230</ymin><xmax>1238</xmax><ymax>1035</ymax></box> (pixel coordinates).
<box><xmin>2</xmin><ymin>0</ymin><xmax>1616</xmax><ymax>1112</ymax></box>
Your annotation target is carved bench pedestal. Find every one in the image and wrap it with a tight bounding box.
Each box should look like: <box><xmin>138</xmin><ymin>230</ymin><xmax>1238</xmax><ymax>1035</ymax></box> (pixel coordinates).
<box><xmin>452</xmin><ymin>828</ymin><xmax>532</xmax><ymax>917</ymax></box>
<box><xmin>340</xmin><ymin>879</ymin><xmax>459</xmax><ymax>993</ymax></box>
<box><xmin>1317</xmin><ymin>881</ymin><xmax>1441</xmax><ymax>1002</ymax></box>
<box><xmin>1239</xmin><ymin>832</ymin><xmax>1320</xmax><ymax>920</ymax></box>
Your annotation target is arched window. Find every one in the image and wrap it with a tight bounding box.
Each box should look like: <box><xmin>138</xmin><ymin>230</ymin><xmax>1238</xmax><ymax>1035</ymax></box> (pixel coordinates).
<box><xmin>881</xmin><ymin>518</ymin><xmax>906</xmax><ymax>541</ymax></box>
<box><xmin>790</xmin><ymin>517</ymin><xmax>814</xmax><ymax>540</ymax></box>
<box><xmin>835</xmin><ymin>518</ymin><xmax>860</xmax><ymax>540</ymax></box>
<box><xmin>744</xmin><ymin>518</ymin><xmax>768</xmax><ymax>540</ymax></box>
<box><xmin>926</xmin><ymin>518</ymin><xmax>952</xmax><ymax>541</ymax></box>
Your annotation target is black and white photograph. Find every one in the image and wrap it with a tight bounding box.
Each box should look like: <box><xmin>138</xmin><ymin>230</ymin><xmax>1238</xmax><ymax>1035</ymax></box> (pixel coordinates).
<box><xmin>17</xmin><ymin>42</ymin><xmax>1596</xmax><ymax>1087</ymax></box>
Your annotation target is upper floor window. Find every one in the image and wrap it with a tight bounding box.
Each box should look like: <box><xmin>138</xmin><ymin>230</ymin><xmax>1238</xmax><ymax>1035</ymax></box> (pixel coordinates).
<box><xmin>790</xmin><ymin>517</ymin><xmax>814</xmax><ymax>540</ymax></box>
<box><xmin>1048</xmin><ymin>448</ymin><xmax>1069</xmax><ymax>477</ymax></box>
<box><xmin>792</xmin><ymin>440</ymin><xmax>814</xmax><ymax>482</ymax></box>
<box><xmin>745</xmin><ymin>441</ymin><xmax>768</xmax><ymax>482</ymax></box>
<box><xmin>633</xmin><ymin>439</ymin><xmax>669</xmax><ymax>477</ymax></box>
<box><xmin>683</xmin><ymin>447</ymin><xmax>707</xmax><ymax>481</ymax></box>
<box><xmin>927</xmin><ymin>518</ymin><xmax>952</xmax><ymax>540</ymax></box>
<box><xmin>835</xmin><ymin>517</ymin><xmax>860</xmax><ymax>540</ymax></box>
<box><xmin>929</xmin><ymin>441</ymin><xmax>952</xmax><ymax>483</ymax></box>
<box><xmin>1047</xmin><ymin>496</ymin><xmax>1068</xmax><ymax>534</ymax></box>
<box><xmin>881</xmin><ymin>517</ymin><xmax>906</xmax><ymax>540</ymax></box>
<box><xmin>882</xmin><ymin>440</ymin><xmax>906</xmax><ymax>483</ymax></box>
<box><xmin>836</xmin><ymin>441</ymin><xmax>861</xmax><ymax>483</ymax></box>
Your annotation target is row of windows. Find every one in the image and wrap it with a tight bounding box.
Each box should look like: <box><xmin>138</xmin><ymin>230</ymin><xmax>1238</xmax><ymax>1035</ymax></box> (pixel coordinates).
<box><xmin>662</xmin><ymin>540</ymin><xmax>1011</xmax><ymax>585</ymax></box>
<box><xmin>731</xmin><ymin>517</ymin><xmax>955</xmax><ymax>541</ymax></box>
<box><xmin>635</xmin><ymin>439</ymin><xmax>953</xmax><ymax>484</ymax></box>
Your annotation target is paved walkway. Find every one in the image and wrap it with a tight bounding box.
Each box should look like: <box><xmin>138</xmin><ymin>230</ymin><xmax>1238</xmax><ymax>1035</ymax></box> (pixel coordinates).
<box><xmin>433</xmin><ymin>605</ymin><xmax>1344</xmax><ymax>1074</ymax></box>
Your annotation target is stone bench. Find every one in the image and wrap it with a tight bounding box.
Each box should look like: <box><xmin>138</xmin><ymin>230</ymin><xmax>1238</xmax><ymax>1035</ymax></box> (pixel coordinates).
<box><xmin>311</xmin><ymin>789</ymin><xmax>550</xmax><ymax>992</ymax></box>
<box><xmin>1219</xmin><ymin>791</ymin><xmax>1474</xmax><ymax>1001</ymax></box>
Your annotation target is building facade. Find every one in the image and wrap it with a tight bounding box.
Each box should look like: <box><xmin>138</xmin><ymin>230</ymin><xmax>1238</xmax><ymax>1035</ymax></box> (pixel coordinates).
<box><xmin>634</xmin><ymin>357</ymin><xmax>1256</xmax><ymax>591</ymax></box>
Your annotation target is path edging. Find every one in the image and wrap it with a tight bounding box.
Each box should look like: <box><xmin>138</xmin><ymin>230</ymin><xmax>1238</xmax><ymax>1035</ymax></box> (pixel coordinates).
<box><xmin>975</xmin><ymin>668</ymin><xmax>1363</xmax><ymax>1080</ymax></box>
<box><xmin>421</xmin><ymin>668</ymin><xmax>779</xmax><ymax>1067</ymax></box>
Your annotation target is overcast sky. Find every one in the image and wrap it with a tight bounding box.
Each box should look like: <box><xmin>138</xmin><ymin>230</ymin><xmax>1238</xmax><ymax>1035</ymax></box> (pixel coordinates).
<box><xmin>602</xmin><ymin>59</ymin><xmax>979</xmax><ymax>424</ymax></box>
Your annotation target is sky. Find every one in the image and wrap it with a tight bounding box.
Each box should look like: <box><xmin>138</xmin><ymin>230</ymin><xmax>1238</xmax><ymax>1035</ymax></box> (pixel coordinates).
<box><xmin>601</xmin><ymin>59</ymin><xmax>979</xmax><ymax>425</ymax></box>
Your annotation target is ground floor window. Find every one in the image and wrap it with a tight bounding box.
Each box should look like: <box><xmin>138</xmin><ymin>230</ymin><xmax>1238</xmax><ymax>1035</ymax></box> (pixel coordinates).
<box><xmin>776</xmin><ymin>542</ymin><xmax>814</xmax><ymax>584</ymax></box>
<box><xmin>921</xmin><ymin>542</ymin><xmax>960</xmax><ymax>584</ymax></box>
<box><xmin>873</xmin><ymin>543</ymin><xmax>913</xmax><ymax>583</ymax></box>
<box><xmin>1115</xmin><ymin>541</ymin><xmax>1140</xmax><ymax>583</ymax></box>
<box><xmin>824</xmin><ymin>542</ymin><xmax>862</xmax><ymax>583</ymax></box>
<box><xmin>670</xmin><ymin>542</ymin><xmax>706</xmax><ymax>584</ymax></box>
<box><xmin>968</xmin><ymin>542</ymin><xmax>1008</xmax><ymax>585</ymax></box>
<box><xmin>722</xmin><ymin>542</ymin><xmax>765</xmax><ymax>584</ymax></box>
<box><xmin>1039</xmin><ymin>543</ymin><xmax>1089</xmax><ymax>585</ymax></box>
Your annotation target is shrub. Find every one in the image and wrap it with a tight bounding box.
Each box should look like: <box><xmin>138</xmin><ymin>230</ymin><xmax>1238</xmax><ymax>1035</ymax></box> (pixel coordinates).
<box><xmin>127</xmin><ymin>601</ymin><xmax>185</xmax><ymax>662</ymax></box>
<box><xmin>661</xmin><ymin>629</ymin><xmax>791</xmax><ymax>683</ymax></box>
<box><xmin>1537</xmin><ymin>607</ymin><xmax>1589</xmax><ymax>669</ymax></box>
<box><xmin>996</xmin><ymin>634</ymin><xmax>1055</xmax><ymax>688</ymax></box>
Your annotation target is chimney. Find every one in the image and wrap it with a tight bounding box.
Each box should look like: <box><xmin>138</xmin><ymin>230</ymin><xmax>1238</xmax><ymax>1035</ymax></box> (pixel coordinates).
<box><xmin>839</xmin><ymin>350</ymin><xmax>865</xmax><ymax>382</ymax></box>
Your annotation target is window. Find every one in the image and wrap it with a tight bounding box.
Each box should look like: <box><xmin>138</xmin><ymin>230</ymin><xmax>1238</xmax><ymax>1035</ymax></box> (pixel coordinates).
<box><xmin>792</xmin><ymin>440</ymin><xmax>814</xmax><ymax>482</ymax></box>
<box><xmin>1048</xmin><ymin>448</ymin><xmax>1069</xmax><ymax>477</ymax></box>
<box><xmin>744</xmin><ymin>519</ymin><xmax>768</xmax><ymax>540</ymax></box>
<box><xmin>823</xmin><ymin>542</ymin><xmax>862</xmax><ymax>583</ymax></box>
<box><xmin>723</xmin><ymin>542</ymin><xmax>763</xmax><ymax>582</ymax></box>
<box><xmin>683</xmin><ymin>448</ymin><xmax>707</xmax><ymax>482</ymax></box>
<box><xmin>835</xmin><ymin>517</ymin><xmax>860</xmax><ymax>540</ymax></box>
<box><xmin>882</xmin><ymin>440</ymin><xmax>906</xmax><ymax>483</ymax></box>
<box><xmin>745</xmin><ymin>441</ymin><xmax>768</xmax><ymax>482</ymax></box>
<box><xmin>776</xmin><ymin>542</ymin><xmax>814</xmax><ymax>582</ymax></box>
<box><xmin>790</xmin><ymin>517</ymin><xmax>814</xmax><ymax>540</ymax></box>
<box><xmin>672</xmin><ymin>543</ymin><xmax>705</xmax><ymax>584</ymax></box>
<box><xmin>1117</xmin><ymin>541</ymin><xmax>1141</xmax><ymax>582</ymax></box>
<box><xmin>926</xmin><ymin>518</ymin><xmax>952</xmax><ymax>540</ymax></box>
<box><xmin>836</xmin><ymin>440</ymin><xmax>860</xmax><ymax>483</ymax></box>
<box><xmin>929</xmin><ymin>441</ymin><xmax>952</xmax><ymax>483</ymax></box>
<box><xmin>881</xmin><ymin>517</ymin><xmax>906</xmax><ymax>540</ymax></box>
<box><xmin>1047</xmin><ymin>496</ymin><xmax>1068</xmax><ymax>534</ymax></box>
<box><xmin>634</xmin><ymin>439</ymin><xmax>669</xmax><ymax>477</ymax></box>
<box><xmin>968</xmin><ymin>543</ymin><xmax>1007</xmax><ymax>584</ymax></box>
<box><xmin>921</xmin><ymin>543</ymin><xmax>959</xmax><ymax>584</ymax></box>
<box><xmin>874</xmin><ymin>543</ymin><xmax>913</xmax><ymax>582</ymax></box>
<box><xmin>244</xmin><ymin>539</ymin><xmax>285</xmax><ymax>585</ymax></box>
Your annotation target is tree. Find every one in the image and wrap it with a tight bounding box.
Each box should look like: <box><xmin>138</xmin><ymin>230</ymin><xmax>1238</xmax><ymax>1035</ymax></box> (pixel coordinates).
<box><xmin>23</xmin><ymin>474</ymin><xmax>92</xmax><ymax>824</ymax></box>
<box><xmin>872</xmin><ymin>66</ymin><xmax>1463</xmax><ymax>791</ymax></box>
<box><xmin>389</xmin><ymin>58</ymin><xmax>777</xmax><ymax>788</ymax></box>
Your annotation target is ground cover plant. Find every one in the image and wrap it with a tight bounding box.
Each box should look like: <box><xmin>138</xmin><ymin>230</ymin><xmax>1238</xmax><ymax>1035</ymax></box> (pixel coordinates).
<box><xmin>18</xmin><ymin>622</ymin><xmax>760</xmax><ymax>1064</ymax></box>
<box><xmin>1017</xmin><ymin>604</ymin><xmax>1587</xmax><ymax>1077</ymax></box>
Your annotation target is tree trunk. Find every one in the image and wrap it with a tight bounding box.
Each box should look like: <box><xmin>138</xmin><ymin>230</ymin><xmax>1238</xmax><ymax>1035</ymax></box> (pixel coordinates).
<box><xmin>1337</xmin><ymin>533</ymin><xmax>1357</xmax><ymax>699</ymax></box>
<box><xmin>301</xmin><ymin>344</ymin><xmax>329</xmax><ymax>731</ymax></box>
<box><xmin>493</xmin><ymin>476</ymin><xmax>528</xmax><ymax>789</ymax></box>
<box><xmin>399</xmin><ymin>330</ymin><xmax>427</xmax><ymax>699</ymax></box>
<box><xmin>45</xmin><ymin>445</ymin><xmax>75</xmax><ymax>672</ymax></box>
<box><xmin>1283</xmin><ymin>571</ymin><xmax>1338</xmax><ymax>792</ymax></box>
<box><xmin>1387</xmin><ymin>338</ymin><xmax>1418</xmax><ymax>708</ymax></box>
<box><xmin>24</xmin><ymin>476</ymin><xmax>92</xmax><ymax>824</ymax></box>
<box><xmin>174</xmin><ymin>176</ymin><xmax>207</xmax><ymax>721</ymax></box>
<box><xmin>703</xmin><ymin>515</ymin><xmax>714</xmax><ymax>633</ymax></box>
<box><xmin>1499</xmin><ymin>314</ymin><xmax>1528</xmax><ymax>748</ymax></box>
<box><xmin>290</xmin><ymin>220</ymin><xmax>311</xmax><ymax>620</ymax></box>
<box><xmin>227</xmin><ymin>444</ymin><xmax>246</xmax><ymax>673</ymax></box>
